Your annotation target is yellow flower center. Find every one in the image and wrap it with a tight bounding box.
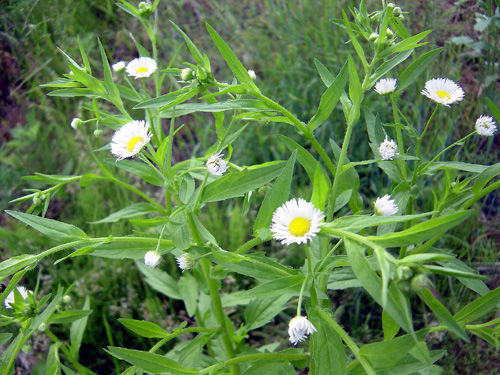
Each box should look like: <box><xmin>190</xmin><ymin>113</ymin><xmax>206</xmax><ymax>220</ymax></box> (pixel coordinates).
<box><xmin>126</xmin><ymin>136</ymin><xmax>144</xmax><ymax>152</ymax></box>
<box><xmin>136</xmin><ymin>66</ymin><xmax>148</xmax><ymax>74</ymax></box>
<box><xmin>288</xmin><ymin>217</ymin><xmax>311</xmax><ymax>237</ymax></box>
<box><xmin>435</xmin><ymin>90</ymin><xmax>451</xmax><ymax>100</ymax></box>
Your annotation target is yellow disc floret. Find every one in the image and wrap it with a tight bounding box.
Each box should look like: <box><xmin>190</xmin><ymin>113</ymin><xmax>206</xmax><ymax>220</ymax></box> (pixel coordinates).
<box><xmin>288</xmin><ymin>217</ymin><xmax>311</xmax><ymax>237</ymax></box>
<box><xmin>435</xmin><ymin>90</ymin><xmax>451</xmax><ymax>100</ymax></box>
<box><xmin>136</xmin><ymin>66</ymin><xmax>148</xmax><ymax>74</ymax></box>
<box><xmin>126</xmin><ymin>136</ymin><xmax>144</xmax><ymax>152</ymax></box>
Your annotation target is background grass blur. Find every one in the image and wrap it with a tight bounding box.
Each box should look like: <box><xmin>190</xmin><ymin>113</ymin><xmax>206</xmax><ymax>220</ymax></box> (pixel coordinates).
<box><xmin>1</xmin><ymin>0</ymin><xmax>499</xmax><ymax>373</ymax></box>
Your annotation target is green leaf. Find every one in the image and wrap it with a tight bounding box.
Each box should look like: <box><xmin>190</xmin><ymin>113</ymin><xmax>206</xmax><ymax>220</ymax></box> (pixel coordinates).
<box><xmin>473</xmin><ymin>162</ymin><xmax>500</xmax><ymax>195</ymax></box>
<box><xmin>378</xmin><ymin>30</ymin><xmax>432</xmax><ymax>59</ymax></box>
<box><xmin>359</xmin><ymin>331</ymin><xmax>427</xmax><ymax>368</ymax></box>
<box><xmin>178</xmin><ymin>273</ymin><xmax>198</xmax><ymax>317</ymax></box>
<box><xmin>424</xmin><ymin>265</ymin><xmax>486</xmax><ymax>279</ymax></box>
<box><xmin>133</xmin><ymin>86</ymin><xmax>202</xmax><ymax>110</ymax></box>
<box><xmin>398</xmin><ymin>253</ymin><xmax>456</xmax><ymax>265</ymax></box>
<box><xmin>454</xmin><ymin>287</ymin><xmax>500</xmax><ymax>323</ymax></box>
<box><xmin>367</xmin><ymin>210</ymin><xmax>473</xmax><ymax>247</ymax></box>
<box><xmin>22</xmin><ymin>173</ymin><xmax>81</xmax><ymax>184</ymax></box>
<box><xmin>90</xmin><ymin>203</ymin><xmax>157</xmax><ymax>224</ymax></box>
<box><xmin>169</xmin><ymin>210</ymin><xmax>191</xmax><ymax>251</ymax></box>
<box><xmin>170</xmin><ymin>21</ymin><xmax>204</xmax><ymax>65</ymax></box>
<box><xmin>159</xmin><ymin>99</ymin><xmax>274</xmax><ymax>117</ymax></box>
<box><xmin>253</xmin><ymin>151</ymin><xmax>296</xmax><ymax>235</ymax></box>
<box><xmin>106</xmin><ymin>159</ymin><xmax>164</xmax><ymax>186</ymax></box>
<box><xmin>309</xmin><ymin>309</ymin><xmax>347</xmax><ymax>375</ymax></box>
<box><xmin>206</xmin><ymin>24</ymin><xmax>260</xmax><ymax>93</ymax></box>
<box><xmin>397</xmin><ymin>48</ymin><xmax>443</xmax><ymax>92</ymax></box>
<box><xmin>236</xmin><ymin>275</ymin><xmax>304</xmax><ymax>299</ymax></box>
<box><xmin>118</xmin><ymin>319</ymin><xmax>170</xmax><ymax>338</ymax></box>
<box><xmin>107</xmin><ymin>347</ymin><xmax>197</xmax><ymax>374</ymax></box>
<box><xmin>422</xmin><ymin>161</ymin><xmax>488</xmax><ymax>174</ymax></box>
<box><xmin>98</xmin><ymin>39</ymin><xmax>121</xmax><ymax>105</ymax></box>
<box><xmin>136</xmin><ymin>261</ymin><xmax>181</xmax><ymax>299</ymax></box>
<box><xmin>70</xmin><ymin>295</ymin><xmax>90</xmax><ymax>359</ymax></box>
<box><xmin>27</xmin><ymin>286</ymin><xmax>64</xmax><ymax>336</ymax></box>
<box><xmin>48</xmin><ymin>310</ymin><xmax>93</xmax><ymax>325</ymax></box>
<box><xmin>0</xmin><ymin>254</ymin><xmax>39</xmax><ymax>279</ymax></box>
<box><xmin>347</xmin><ymin>55</ymin><xmax>362</xmax><ymax>124</ymax></box>
<box><xmin>345</xmin><ymin>239</ymin><xmax>411</xmax><ymax>332</ymax></box>
<box><xmin>0</xmin><ymin>333</ymin><xmax>12</xmax><ymax>346</ymax></box>
<box><xmin>417</xmin><ymin>288</ymin><xmax>468</xmax><ymax>341</ymax></box>
<box><xmin>324</xmin><ymin>212</ymin><xmax>434</xmax><ymax>233</ymax></box>
<box><xmin>314</xmin><ymin>58</ymin><xmax>335</xmax><ymax>87</ymax></box>
<box><xmin>382</xmin><ymin>310</ymin><xmax>400</xmax><ymax>340</ymax></box>
<box><xmin>6</xmin><ymin>210</ymin><xmax>88</xmax><ymax>242</ymax></box>
<box><xmin>368</xmin><ymin>49</ymin><xmax>413</xmax><ymax>87</ymax></box>
<box><xmin>308</xmin><ymin>62</ymin><xmax>348</xmax><ymax>131</ymax></box>
<box><xmin>341</xmin><ymin>10</ymin><xmax>368</xmax><ymax>68</ymax></box>
<box><xmin>244</xmin><ymin>295</ymin><xmax>291</xmax><ymax>331</ymax></box>
<box><xmin>201</xmin><ymin>161</ymin><xmax>285</xmax><ymax>202</ymax></box>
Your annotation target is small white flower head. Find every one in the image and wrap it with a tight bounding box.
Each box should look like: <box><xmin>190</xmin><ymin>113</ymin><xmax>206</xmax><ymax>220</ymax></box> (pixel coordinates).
<box><xmin>270</xmin><ymin>198</ymin><xmax>324</xmax><ymax>246</ymax></box>
<box><xmin>378</xmin><ymin>136</ymin><xmax>399</xmax><ymax>160</ymax></box>
<box><xmin>144</xmin><ymin>250</ymin><xmax>161</xmax><ymax>268</ymax></box>
<box><xmin>374</xmin><ymin>194</ymin><xmax>398</xmax><ymax>216</ymax></box>
<box><xmin>247</xmin><ymin>69</ymin><xmax>257</xmax><ymax>80</ymax></box>
<box><xmin>374</xmin><ymin>78</ymin><xmax>397</xmax><ymax>95</ymax></box>
<box><xmin>475</xmin><ymin>115</ymin><xmax>497</xmax><ymax>136</ymax></box>
<box><xmin>206</xmin><ymin>152</ymin><xmax>228</xmax><ymax>176</ymax></box>
<box><xmin>110</xmin><ymin>120</ymin><xmax>152</xmax><ymax>161</ymax></box>
<box><xmin>112</xmin><ymin>61</ymin><xmax>126</xmax><ymax>73</ymax></box>
<box><xmin>70</xmin><ymin>118</ymin><xmax>83</xmax><ymax>130</ymax></box>
<box><xmin>288</xmin><ymin>316</ymin><xmax>316</xmax><ymax>345</ymax></box>
<box><xmin>421</xmin><ymin>78</ymin><xmax>465</xmax><ymax>106</ymax></box>
<box><xmin>126</xmin><ymin>57</ymin><xmax>157</xmax><ymax>79</ymax></box>
<box><xmin>4</xmin><ymin>287</ymin><xmax>29</xmax><ymax>309</ymax></box>
<box><xmin>176</xmin><ymin>253</ymin><xmax>194</xmax><ymax>272</ymax></box>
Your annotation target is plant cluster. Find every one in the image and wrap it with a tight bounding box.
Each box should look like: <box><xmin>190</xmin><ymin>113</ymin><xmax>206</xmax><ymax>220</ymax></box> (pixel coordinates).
<box><xmin>1</xmin><ymin>1</ymin><xmax>500</xmax><ymax>374</ymax></box>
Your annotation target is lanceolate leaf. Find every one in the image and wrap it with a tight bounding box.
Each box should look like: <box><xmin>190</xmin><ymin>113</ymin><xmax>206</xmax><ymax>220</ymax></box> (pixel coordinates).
<box><xmin>6</xmin><ymin>210</ymin><xmax>88</xmax><ymax>242</ymax></box>
<box><xmin>397</xmin><ymin>48</ymin><xmax>443</xmax><ymax>92</ymax></box>
<box><xmin>118</xmin><ymin>319</ymin><xmax>170</xmax><ymax>338</ymax></box>
<box><xmin>253</xmin><ymin>151</ymin><xmax>297</xmax><ymax>235</ymax></box>
<box><xmin>454</xmin><ymin>287</ymin><xmax>500</xmax><ymax>323</ymax></box>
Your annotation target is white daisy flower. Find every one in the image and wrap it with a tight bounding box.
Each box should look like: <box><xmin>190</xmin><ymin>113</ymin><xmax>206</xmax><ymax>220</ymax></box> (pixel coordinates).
<box><xmin>112</xmin><ymin>61</ymin><xmax>126</xmax><ymax>73</ymax></box>
<box><xmin>4</xmin><ymin>286</ymin><xmax>29</xmax><ymax>309</ymax></box>
<box><xmin>176</xmin><ymin>253</ymin><xmax>194</xmax><ymax>272</ymax></box>
<box><xmin>421</xmin><ymin>78</ymin><xmax>465</xmax><ymax>106</ymax></box>
<box><xmin>125</xmin><ymin>57</ymin><xmax>157</xmax><ymax>79</ymax></box>
<box><xmin>144</xmin><ymin>251</ymin><xmax>161</xmax><ymax>268</ymax></box>
<box><xmin>247</xmin><ymin>69</ymin><xmax>257</xmax><ymax>80</ymax></box>
<box><xmin>270</xmin><ymin>198</ymin><xmax>324</xmax><ymax>245</ymax></box>
<box><xmin>378</xmin><ymin>136</ymin><xmax>398</xmax><ymax>160</ymax></box>
<box><xmin>206</xmin><ymin>152</ymin><xmax>228</xmax><ymax>176</ymax></box>
<box><xmin>475</xmin><ymin>115</ymin><xmax>497</xmax><ymax>136</ymax></box>
<box><xmin>374</xmin><ymin>194</ymin><xmax>398</xmax><ymax>216</ymax></box>
<box><xmin>374</xmin><ymin>78</ymin><xmax>397</xmax><ymax>95</ymax></box>
<box><xmin>288</xmin><ymin>316</ymin><xmax>316</xmax><ymax>345</ymax></box>
<box><xmin>110</xmin><ymin>120</ymin><xmax>152</xmax><ymax>161</ymax></box>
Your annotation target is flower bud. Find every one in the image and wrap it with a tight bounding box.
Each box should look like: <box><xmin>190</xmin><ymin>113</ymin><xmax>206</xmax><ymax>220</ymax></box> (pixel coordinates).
<box><xmin>386</xmin><ymin>28</ymin><xmax>394</xmax><ymax>38</ymax></box>
<box><xmin>393</xmin><ymin>7</ymin><xmax>402</xmax><ymax>17</ymax></box>
<box><xmin>369</xmin><ymin>33</ymin><xmax>379</xmax><ymax>42</ymax></box>
<box><xmin>396</xmin><ymin>266</ymin><xmax>413</xmax><ymax>281</ymax></box>
<box><xmin>411</xmin><ymin>273</ymin><xmax>429</xmax><ymax>292</ymax></box>
<box><xmin>247</xmin><ymin>69</ymin><xmax>257</xmax><ymax>80</ymax></box>
<box><xmin>62</xmin><ymin>295</ymin><xmax>72</xmax><ymax>304</ymax></box>
<box><xmin>144</xmin><ymin>250</ymin><xmax>161</xmax><ymax>268</ymax></box>
<box><xmin>38</xmin><ymin>322</ymin><xmax>47</xmax><ymax>332</ymax></box>
<box><xmin>181</xmin><ymin>68</ymin><xmax>194</xmax><ymax>81</ymax></box>
<box><xmin>94</xmin><ymin>129</ymin><xmax>104</xmax><ymax>137</ymax></box>
<box><xmin>397</xmin><ymin>280</ymin><xmax>411</xmax><ymax>293</ymax></box>
<box><xmin>196</xmin><ymin>66</ymin><xmax>208</xmax><ymax>83</ymax></box>
<box><xmin>33</xmin><ymin>196</ymin><xmax>42</xmax><ymax>206</ymax></box>
<box><xmin>387</xmin><ymin>3</ymin><xmax>396</xmax><ymax>9</ymax></box>
<box><xmin>22</xmin><ymin>345</ymin><xmax>32</xmax><ymax>353</ymax></box>
<box><xmin>71</xmin><ymin>118</ymin><xmax>83</xmax><ymax>130</ymax></box>
<box><xmin>176</xmin><ymin>253</ymin><xmax>195</xmax><ymax>272</ymax></box>
<box><xmin>258</xmin><ymin>117</ymin><xmax>270</xmax><ymax>126</ymax></box>
<box><xmin>138</xmin><ymin>1</ymin><xmax>153</xmax><ymax>15</ymax></box>
<box><xmin>22</xmin><ymin>305</ymin><xmax>36</xmax><ymax>318</ymax></box>
<box><xmin>112</xmin><ymin>61</ymin><xmax>126</xmax><ymax>73</ymax></box>
<box><xmin>398</xmin><ymin>14</ymin><xmax>405</xmax><ymax>21</ymax></box>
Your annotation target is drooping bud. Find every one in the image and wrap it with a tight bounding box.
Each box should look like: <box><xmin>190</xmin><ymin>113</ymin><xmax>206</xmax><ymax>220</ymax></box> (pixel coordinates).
<box><xmin>144</xmin><ymin>250</ymin><xmax>162</xmax><ymax>268</ymax></box>
<box><xmin>71</xmin><ymin>118</ymin><xmax>83</xmax><ymax>130</ymax></box>
<box><xmin>94</xmin><ymin>129</ymin><xmax>104</xmax><ymax>137</ymax></box>
<box><xmin>411</xmin><ymin>273</ymin><xmax>429</xmax><ymax>292</ymax></box>
<box><xmin>247</xmin><ymin>69</ymin><xmax>257</xmax><ymax>80</ymax></box>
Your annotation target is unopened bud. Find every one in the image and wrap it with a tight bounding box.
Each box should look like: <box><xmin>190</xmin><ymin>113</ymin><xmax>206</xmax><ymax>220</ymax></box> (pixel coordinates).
<box><xmin>396</xmin><ymin>266</ymin><xmax>413</xmax><ymax>281</ymax></box>
<box><xmin>33</xmin><ymin>196</ymin><xmax>42</xmax><ymax>206</ymax></box>
<box><xmin>398</xmin><ymin>280</ymin><xmax>411</xmax><ymax>293</ymax></box>
<box><xmin>247</xmin><ymin>69</ymin><xmax>257</xmax><ymax>80</ymax></box>
<box><xmin>398</xmin><ymin>14</ymin><xmax>405</xmax><ymax>21</ymax></box>
<box><xmin>112</xmin><ymin>61</ymin><xmax>126</xmax><ymax>73</ymax></box>
<box><xmin>62</xmin><ymin>295</ymin><xmax>72</xmax><ymax>304</ymax></box>
<box><xmin>22</xmin><ymin>305</ymin><xmax>36</xmax><ymax>318</ymax></box>
<box><xmin>387</xmin><ymin>3</ymin><xmax>396</xmax><ymax>9</ymax></box>
<box><xmin>94</xmin><ymin>129</ymin><xmax>104</xmax><ymax>137</ymax></box>
<box><xmin>138</xmin><ymin>1</ymin><xmax>152</xmax><ymax>15</ymax></box>
<box><xmin>71</xmin><ymin>118</ymin><xmax>83</xmax><ymax>130</ymax></box>
<box><xmin>181</xmin><ymin>68</ymin><xmax>194</xmax><ymax>81</ymax></box>
<box><xmin>393</xmin><ymin>7</ymin><xmax>402</xmax><ymax>17</ymax></box>
<box><xmin>22</xmin><ymin>345</ymin><xmax>32</xmax><ymax>353</ymax></box>
<box><xmin>386</xmin><ymin>28</ymin><xmax>394</xmax><ymax>38</ymax></box>
<box><xmin>144</xmin><ymin>250</ymin><xmax>161</xmax><ymax>268</ymax></box>
<box><xmin>196</xmin><ymin>66</ymin><xmax>208</xmax><ymax>83</ymax></box>
<box><xmin>369</xmin><ymin>33</ymin><xmax>379</xmax><ymax>41</ymax></box>
<box><xmin>38</xmin><ymin>323</ymin><xmax>47</xmax><ymax>331</ymax></box>
<box><xmin>258</xmin><ymin>117</ymin><xmax>269</xmax><ymax>126</ymax></box>
<box><xmin>411</xmin><ymin>273</ymin><xmax>428</xmax><ymax>292</ymax></box>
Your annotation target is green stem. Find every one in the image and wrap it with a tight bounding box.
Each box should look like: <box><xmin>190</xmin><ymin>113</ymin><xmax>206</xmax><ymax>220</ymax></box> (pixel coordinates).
<box><xmin>316</xmin><ymin>308</ymin><xmax>377</xmax><ymax>375</ymax></box>
<box><xmin>235</xmin><ymin>237</ymin><xmax>265</xmax><ymax>255</ymax></box>
<box><xmin>304</xmin><ymin>244</ymin><xmax>319</xmax><ymax>308</ymax></box>
<box><xmin>199</xmin><ymin>353</ymin><xmax>309</xmax><ymax>375</ymax></box>
<box><xmin>462</xmin><ymin>179</ymin><xmax>500</xmax><ymax>210</ymax></box>
<box><xmin>391</xmin><ymin>94</ymin><xmax>407</xmax><ymax>180</ymax></box>
<box><xmin>186</xmin><ymin>211</ymin><xmax>239</xmax><ymax>375</ymax></box>
<box><xmin>192</xmin><ymin>172</ymin><xmax>210</xmax><ymax>212</ymax></box>
<box><xmin>420</xmin><ymin>132</ymin><xmax>476</xmax><ymax>175</ymax></box>
<box><xmin>411</xmin><ymin>105</ymin><xmax>440</xmax><ymax>186</ymax></box>
<box><xmin>45</xmin><ymin>329</ymin><xmax>93</xmax><ymax>375</ymax></box>
<box><xmin>2</xmin><ymin>332</ymin><xmax>26</xmax><ymax>375</ymax></box>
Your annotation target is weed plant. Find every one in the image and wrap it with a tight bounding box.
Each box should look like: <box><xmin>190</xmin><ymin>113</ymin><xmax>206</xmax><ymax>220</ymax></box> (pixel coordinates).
<box><xmin>1</xmin><ymin>0</ymin><xmax>500</xmax><ymax>374</ymax></box>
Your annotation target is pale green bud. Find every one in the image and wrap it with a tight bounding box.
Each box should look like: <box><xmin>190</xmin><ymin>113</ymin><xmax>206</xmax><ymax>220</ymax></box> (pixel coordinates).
<box><xmin>411</xmin><ymin>273</ymin><xmax>429</xmax><ymax>292</ymax></box>
<box><xmin>62</xmin><ymin>295</ymin><xmax>72</xmax><ymax>304</ymax></box>
<box><xmin>38</xmin><ymin>322</ymin><xmax>47</xmax><ymax>331</ymax></box>
<box><xmin>247</xmin><ymin>69</ymin><xmax>257</xmax><ymax>80</ymax></box>
<box><xmin>22</xmin><ymin>345</ymin><xmax>32</xmax><ymax>353</ymax></box>
<box><xmin>181</xmin><ymin>68</ymin><xmax>194</xmax><ymax>81</ymax></box>
<box><xmin>396</xmin><ymin>266</ymin><xmax>413</xmax><ymax>281</ymax></box>
<box><xmin>196</xmin><ymin>66</ymin><xmax>208</xmax><ymax>83</ymax></box>
<box><xmin>393</xmin><ymin>7</ymin><xmax>402</xmax><ymax>17</ymax></box>
<box><xmin>386</xmin><ymin>28</ymin><xmax>394</xmax><ymax>38</ymax></box>
<box><xmin>138</xmin><ymin>1</ymin><xmax>152</xmax><ymax>15</ymax></box>
<box><xmin>387</xmin><ymin>3</ymin><xmax>396</xmax><ymax>9</ymax></box>
<box><xmin>369</xmin><ymin>33</ymin><xmax>379</xmax><ymax>41</ymax></box>
<box><xmin>71</xmin><ymin>118</ymin><xmax>83</xmax><ymax>130</ymax></box>
<box><xmin>258</xmin><ymin>117</ymin><xmax>270</xmax><ymax>126</ymax></box>
<box><xmin>94</xmin><ymin>129</ymin><xmax>104</xmax><ymax>137</ymax></box>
